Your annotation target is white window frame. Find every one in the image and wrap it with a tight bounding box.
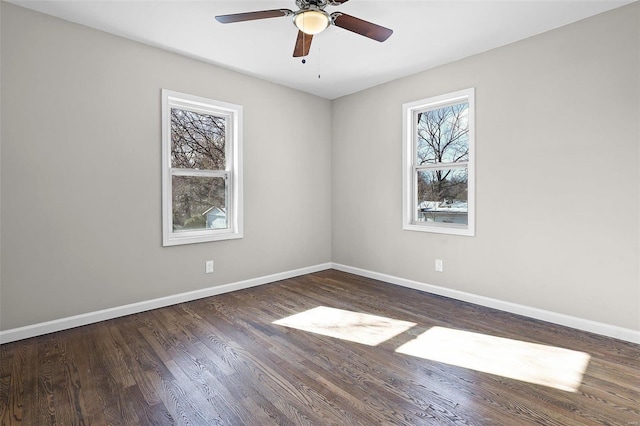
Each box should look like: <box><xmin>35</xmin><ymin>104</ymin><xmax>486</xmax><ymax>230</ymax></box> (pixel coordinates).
<box><xmin>162</xmin><ymin>89</ymin><xmax>243</xmax><ymax>246</ymax></box>
<box><xmin>402</xmin><ymin>88</ymin><xmax>475</xmax><ymax>237</ymax></box>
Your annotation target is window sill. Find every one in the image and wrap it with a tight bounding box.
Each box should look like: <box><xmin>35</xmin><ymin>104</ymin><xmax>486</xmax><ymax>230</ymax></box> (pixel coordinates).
<box><xmin>403</xmin><ymin>222</ymin><xmax>474</xmax><ymax>237</ymax></box>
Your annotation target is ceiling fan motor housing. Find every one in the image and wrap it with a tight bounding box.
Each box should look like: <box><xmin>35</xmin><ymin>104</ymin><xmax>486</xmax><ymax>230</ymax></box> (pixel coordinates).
<box><xmin>293</xmin><ymin>6</ymin><xmax>331</xmax><ymax>35</ymax></box>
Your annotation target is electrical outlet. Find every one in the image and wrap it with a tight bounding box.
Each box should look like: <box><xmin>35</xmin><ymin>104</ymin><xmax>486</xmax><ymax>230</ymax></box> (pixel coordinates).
<box><xmin>435</xmin><ymin>259</ymin><xmax>443</xmax><ymax>272</ymax></box>
<box><xmin>205</xmin><ymin>260</ymin><xmax>214</xmax><ymax>274</ymax></box>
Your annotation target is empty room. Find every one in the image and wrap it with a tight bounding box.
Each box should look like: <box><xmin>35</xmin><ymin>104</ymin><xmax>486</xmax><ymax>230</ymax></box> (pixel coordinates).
<box><xmin>1</xmin><ymin>0</ymin><xmax>639</xmax><ymax>424</ymax></box>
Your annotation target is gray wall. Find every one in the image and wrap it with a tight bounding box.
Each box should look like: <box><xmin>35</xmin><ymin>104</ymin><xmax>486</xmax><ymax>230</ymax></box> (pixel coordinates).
<box><xmin>331</xmin><ymin>3</ymin><xmax>639</xmax><ymax>330</ymax></box>
<box><xmin>1</xmin><ymin>3</ymin><xmax>332</xmax><ymax>330</ymax></box>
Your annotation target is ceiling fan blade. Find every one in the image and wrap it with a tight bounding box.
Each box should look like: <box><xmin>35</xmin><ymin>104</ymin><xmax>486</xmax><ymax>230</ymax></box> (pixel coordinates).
<box><xmin>330</xmin><ymin>12</ymin><xmax>393</xmax><ymax>42</ymax></box>
<box><xmin>327</xmin><ymin>0</ymin><xmax>350</xmax><ymax>4</ymax></box>
<box><xmin>215</xmin><ymin>9</ymin><xmax>293</xmax><ymax>24</ymax></box>
<box><xmin>293</xmin><ymin>30</ymin><xmax>313</xmax><ymax>57</ymax></box>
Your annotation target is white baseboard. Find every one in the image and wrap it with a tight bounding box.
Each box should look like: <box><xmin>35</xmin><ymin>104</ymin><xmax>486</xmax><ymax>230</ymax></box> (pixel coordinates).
<box><xmin>3</xmin><ymin>262</ymin><xmax>638</xmax><ymax>345</ymax></box>
<box><xmin>0</xmin><ymin>263</ymin><xmax>332</xmax><ymax>344</ymax></box>
<box><xmin>331</xmin><ymin>263</ymin><xmax>640</xmax><ymax>344</ymax></box>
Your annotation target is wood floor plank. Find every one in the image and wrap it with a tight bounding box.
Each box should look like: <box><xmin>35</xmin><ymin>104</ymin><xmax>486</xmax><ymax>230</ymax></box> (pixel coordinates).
<box><xmin>36</xmin><ymin>337</ymin><xmax>57</xmax><ymax>426</ymax></box>
<box><xmin>0</xmin><ymin>345</ymin><xmax>14</xmax><ymax>425</ymax></box>
<box><xmin>1</xmin><ymin>342</ymin><xmax>24</xmax><ymax>425</ymax></box>
<box><xmin>1</xmin><ymin>269</ymin><xmax>639</xmax><ymax>425</ymax></box>
<box><xmin>124</xmin><ymin>384</ymin><xmax>172</xmax><ymax>426</ymax></box>
<box><xmin>86</xmin><ymin>327</ymin><xmax>140</xmax><ymax>425</ymax></box>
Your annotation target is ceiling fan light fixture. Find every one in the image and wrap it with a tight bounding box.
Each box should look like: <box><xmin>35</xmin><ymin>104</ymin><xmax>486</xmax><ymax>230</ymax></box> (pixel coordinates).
<box><xmin>294</xmin><ymin>9</ymin><xmax>330</xmax><ymax>35</ymax></box>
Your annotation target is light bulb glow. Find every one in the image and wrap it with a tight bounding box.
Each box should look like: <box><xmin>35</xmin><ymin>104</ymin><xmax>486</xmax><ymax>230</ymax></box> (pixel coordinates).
<box><xmin>294</xmin><ymin>9</ymin><xmax>330</xmax><ymax>35</ymax></box>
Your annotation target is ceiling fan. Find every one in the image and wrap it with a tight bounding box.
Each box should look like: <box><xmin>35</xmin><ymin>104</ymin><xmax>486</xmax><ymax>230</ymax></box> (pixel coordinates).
<box><xmin>215</xmin><ymin>0</ymin><xmax>393</xmax><ymax>58</ymax></box>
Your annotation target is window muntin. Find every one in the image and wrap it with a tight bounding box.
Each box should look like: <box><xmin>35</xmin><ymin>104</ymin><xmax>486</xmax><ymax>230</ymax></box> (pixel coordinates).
<box><xmin>403</xmin><ymin>88</ymin><xmax>475</xmax><ymax>236</ymax></box>
<box><xmin>162</xmin><ymin>90</ymin><xmax>243</xmax><ymax>246</ymax></box>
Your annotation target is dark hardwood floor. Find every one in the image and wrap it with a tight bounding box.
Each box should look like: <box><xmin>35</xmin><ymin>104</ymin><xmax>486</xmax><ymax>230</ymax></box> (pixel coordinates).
<box><xmin>1</xmin><ymin>270</ymin><xmax>639</xmax><ymax>425</ymax></box>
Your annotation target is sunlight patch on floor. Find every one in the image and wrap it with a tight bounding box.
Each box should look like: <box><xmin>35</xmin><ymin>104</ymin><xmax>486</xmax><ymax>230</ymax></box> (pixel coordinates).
<box><xmin>395</xmin><ymin>326</ymin><xmax>591</xmax><ymax>392</ymax></box>
<box><xmin>272</xmin><ymin>306</ymin><xmax>417</xmax><ymax>346</ymax></box>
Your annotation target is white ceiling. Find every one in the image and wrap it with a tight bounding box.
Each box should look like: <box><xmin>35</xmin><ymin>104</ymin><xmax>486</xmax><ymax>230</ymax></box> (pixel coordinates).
<box><xmin>9</xmin><ymin>0</ymin><xmax>634</xmax><ymax>99</ymax></box>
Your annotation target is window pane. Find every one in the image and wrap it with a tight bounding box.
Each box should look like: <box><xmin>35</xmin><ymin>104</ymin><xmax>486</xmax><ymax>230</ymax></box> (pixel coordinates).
<box><xmin>416</xmin><ymin>169</ymin><xmax>468</xmax><ymax>225</ymax></box>
<box><xmin>172</xmin><ymin>176</ymin><xmax>227</xmax><ymax>231</ymax></box>
<box><xmin>417</xmin><ymin>102</ymin><xmax>469</xmax><ymax>165</ymax></box>
<box><xmin>171</xmin><ymin>108</ymin><xmax>226</xmax><ymax>170</ymax></box>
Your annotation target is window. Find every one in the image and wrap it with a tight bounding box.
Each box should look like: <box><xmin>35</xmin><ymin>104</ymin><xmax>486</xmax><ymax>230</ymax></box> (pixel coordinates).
<box><xmin>402</xmin><ymin>88</ymin><xmax>475</xmax><ymax>236</ymax></box>
<box><xmin>162</xmin><ymin>90</ymin><xmax>243</xmax><ymax>246</ymax></box>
